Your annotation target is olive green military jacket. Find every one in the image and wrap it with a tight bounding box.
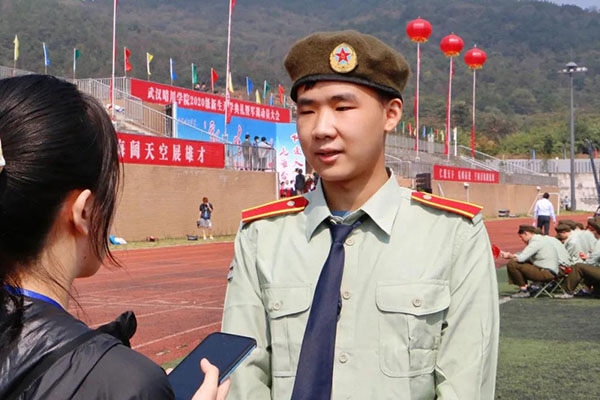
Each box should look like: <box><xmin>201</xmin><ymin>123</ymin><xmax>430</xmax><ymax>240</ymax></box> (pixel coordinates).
<box><xmin>222</xmin><ymin>174</ymin><xmax>499</xmax><ymax>400</ymax></box>
<box><xmin>516</xmin><ymin>234</ymin><xmax>559</xmax><ymax>274</ymax></box>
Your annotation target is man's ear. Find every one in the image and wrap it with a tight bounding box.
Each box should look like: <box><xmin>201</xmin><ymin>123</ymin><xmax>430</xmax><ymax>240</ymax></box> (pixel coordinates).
<box><xmin>384</xmin><ymin>99</ymin><xmax>403</xmax><ymax>133</ymax></box>
<box><xmin>71</xmin><ymin>189</ymin><xmax>94</xmax><ymax>236</ymax></box>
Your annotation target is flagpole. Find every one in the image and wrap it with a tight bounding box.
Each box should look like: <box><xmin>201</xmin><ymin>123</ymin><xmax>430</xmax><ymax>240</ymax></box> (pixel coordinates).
<box><xmin>224</xmin><ymin>0</ymin><xmax>233</xmax><ymax>142</ymax></box>
<box><xmin>445</xmin><ymin>56</ymin><xmax>454</xmax><ymax>161</ymax></box>
<box><xmin>123</xmin><ymin>47</ymin><xmax>127</xmax><ymax>78</ymax></box>
<box><xmin>73</xmin><ymin>48</ymin><xmax>76</xmax><ymax>80</ymax></box>
<box><xmin>471</xmin><ymin>69</ymin><xmax>476</xmax><ymax>159</ymax></box>
<box><xmin>415</xmin><ymin>42</ymin><xmax>421</xmax><ymax>160</ymax></box>
<box><xmin>111</xmin><ymin>0</ymin><xmax>117</xmax><ymax>120</ymax></box>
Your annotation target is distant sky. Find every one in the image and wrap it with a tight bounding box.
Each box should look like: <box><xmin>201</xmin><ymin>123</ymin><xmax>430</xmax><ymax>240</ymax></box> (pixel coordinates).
<box><xmin>543</xmin><ymin>0</ymin><xmax>599</xmax><ymax>8</ymax></box>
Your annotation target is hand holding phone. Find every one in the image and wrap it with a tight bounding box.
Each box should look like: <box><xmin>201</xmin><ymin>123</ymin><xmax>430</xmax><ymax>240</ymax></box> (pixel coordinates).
<box><xmin>191</xmin><ymin>359</ymin><xmax>231</xmax><ymax>400</ymax></box>
<box><xmin>168</xmin><ymin>332</ymin><xmax>256</xmax><ymax>400</ymax></box>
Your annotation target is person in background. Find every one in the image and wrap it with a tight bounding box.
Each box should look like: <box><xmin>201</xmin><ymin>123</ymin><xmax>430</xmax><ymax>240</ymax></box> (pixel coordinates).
<box><xmin>242</xmin><ymin>134</ymin><xmax>252</xmax><ymax>170</ymax></box>
<box><xmin>501</xmin><ymin>225</ymin><xmax>559</xmax><ymax>298</ymax></box>
<box><xmin>533</xmin><ymin>192</ymin><xmax>556</xmax><ymax>235</ymax></box>
<box><xmin>198</xmin><ymin>197</ymin><xmax>214</xmax><ymax>240</ymax></box>
<box><xmin>556</xmin><ymin>217</ymin><xmax>600</xmax><ymax>299</ymax></box>
<box><xmin>251</xmin><ymin>136</ymin><xmax>259</xmax><ymax>171</ymax></box>
<box><xmin>294</xmin><ymin>168</ymin><xmax>306</xmax><ymax>195</ymax></box>
<box><xmin>304</xmin><ymin>173</ymin><xmax>314</xmax><ymax>193</ymax></box>
<box><xmin>556</xmin><ymin>223</ymin><xmax>585</xmax><ymax>264</ymax></box>
<box><xmin>0</xmin><ymin>75</ymin><xmax>228</xmax><ymax>400</ymax></box>
<box><xmin>257</xmin><ymin>137</ymin><xmax>270</xmax><ymax>171</ymax></box>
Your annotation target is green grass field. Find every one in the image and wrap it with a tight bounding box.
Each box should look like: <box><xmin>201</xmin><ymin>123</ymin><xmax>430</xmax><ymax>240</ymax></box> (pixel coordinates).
<box><xmin>496</xmin><ymin>268</ymin><xmax>600</xmax><ymax>399</ymax></box>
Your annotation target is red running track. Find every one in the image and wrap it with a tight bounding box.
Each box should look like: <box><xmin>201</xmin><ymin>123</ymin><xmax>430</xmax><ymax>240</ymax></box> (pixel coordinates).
<box><xmin>70</xmin><ymin>214</ymin><xmax>593</xmax><ymax>365</ymax></box>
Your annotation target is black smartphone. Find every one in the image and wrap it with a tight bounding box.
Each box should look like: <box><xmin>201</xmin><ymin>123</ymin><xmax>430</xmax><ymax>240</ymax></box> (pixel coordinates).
<box><xmin>167</xmin><ymin>332</ymin><xmax>256</xmax><ymax>400</ymax></box>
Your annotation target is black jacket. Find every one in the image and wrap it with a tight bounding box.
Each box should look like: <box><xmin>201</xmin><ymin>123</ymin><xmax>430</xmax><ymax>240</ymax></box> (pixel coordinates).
<box><xmin>295</xmin><ymin>173</ymin><xmax>306</xmax><ymax>191</ymax></box>
<box><xmin>0</xmin><ymin>297</ymin><xmax>174</xmax><ymax>399</ymax></box>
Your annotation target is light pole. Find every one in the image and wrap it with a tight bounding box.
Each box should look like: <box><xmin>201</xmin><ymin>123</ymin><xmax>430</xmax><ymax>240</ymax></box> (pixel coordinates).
<box><xmin>560</xmin><ymin>62</ymin><xmax>587</xmax><ymax>211</ymax></box>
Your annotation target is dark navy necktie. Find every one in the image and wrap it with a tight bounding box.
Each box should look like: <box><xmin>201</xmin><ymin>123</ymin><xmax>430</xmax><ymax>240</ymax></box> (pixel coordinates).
<box><xmin>291</xmin><ymin>217</ymin><xmax>365</xmax><ymax>400</ymax></box>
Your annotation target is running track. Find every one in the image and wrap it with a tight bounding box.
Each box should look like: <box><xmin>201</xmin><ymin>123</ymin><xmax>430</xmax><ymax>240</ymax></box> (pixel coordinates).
<box><xmin>71</xmin><ymin>214</ymin><xmax>593</xmax><ymax>365</ymax></box>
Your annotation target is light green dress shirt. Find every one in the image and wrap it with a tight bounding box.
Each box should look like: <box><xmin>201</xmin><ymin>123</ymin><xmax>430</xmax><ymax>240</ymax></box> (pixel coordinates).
<box><xmin>584</xmin><ymin>237</ymin><xmax>600</xmax><ymax>266</ymax></box>
<box><xmin>578</xmin><ymin>230</ymin><xmax>597</xmax><ymax>255</ymax></box>
<box><xmin>516</xmin><ymin>234</ymin><xmax>559</xmax><ymax>274</ymax></box>
<box><xmin>544</xmin><ymin>236</ymin><xmax>572</xmax><ymax>267</ymax></box>
<box><xmin>222</xmin><ymin>173</ymin><xmax>499</xmax><ymax>400</ymax></box>
<box><xmin>564</xmin><ymin>233</ymin><xmax>585</xmax><ymax>264</ymax></box>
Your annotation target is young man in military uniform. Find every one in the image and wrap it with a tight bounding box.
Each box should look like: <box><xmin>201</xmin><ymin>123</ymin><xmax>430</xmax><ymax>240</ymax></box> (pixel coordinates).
<box><xmin>501</xmin><ymin>225</ymin><xmax>559</xmax><ymax>298</ymax></box>
<box><xmin>222</xmin><ymin>30</ymin><xmax>499</xmax><ymax>400</ymax></box>
<box><xmin>556</xmin><ymin>217</ymin><xmax>600</xmax><ymax>298</ymax></box>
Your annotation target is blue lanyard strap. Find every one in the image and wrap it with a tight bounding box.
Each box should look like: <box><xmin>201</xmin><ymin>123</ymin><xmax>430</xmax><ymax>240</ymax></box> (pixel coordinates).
<box><xmin>4</xmin><ymin>285</ymin><xmax>64</xmax><ymax>311</ymax></box>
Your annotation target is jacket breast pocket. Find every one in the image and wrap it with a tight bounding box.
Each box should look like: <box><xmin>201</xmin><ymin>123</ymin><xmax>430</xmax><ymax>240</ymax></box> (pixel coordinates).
<box><xmin>376</xmin><ymin>280</ymin><xmax>450</xmax><ymax>378</ymax></box>
<box><xmin>262</xmin><ymin>284</ymin><xmax>312</xmax><ymax>377</ymax></box>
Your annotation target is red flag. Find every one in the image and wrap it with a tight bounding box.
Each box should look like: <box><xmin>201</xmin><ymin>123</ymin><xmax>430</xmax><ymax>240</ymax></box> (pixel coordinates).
<box><xmin>231</xmin><ymin>0</ymin><xmax>236</xmax><ymax>12</ymax></box>
<box><xmin>124</xmin><ymin>47</ymin><xmax>132</xmax><ymax>72</ymax></box>
<box><xmin>278</xmin><ymin>84</ymin><xmax>285</xmax><ymax>104</ymax></box>
<box><xmin>595</xmin><ymin>148</ymin><xmax>598</xmax><ymax>159</ymax></box>
<box><xmin>407</xmin><ymin>123</ymin><xmax>412</xmax><ymax>136</ymax></box>
<box><xmin>211</xmin><ymin>68</ymin><xmax>219</xmax><ymax>92</ymax></box>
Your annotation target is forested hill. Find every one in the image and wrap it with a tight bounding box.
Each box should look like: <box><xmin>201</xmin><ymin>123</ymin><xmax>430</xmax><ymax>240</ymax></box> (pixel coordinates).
<box><xmin>0</xmin><ymin>0</ymin><xmax>599</xmax><ymax>156</ymax></box>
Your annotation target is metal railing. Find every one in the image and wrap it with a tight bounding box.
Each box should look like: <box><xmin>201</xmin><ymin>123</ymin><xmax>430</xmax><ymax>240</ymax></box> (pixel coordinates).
<box><xmin>75</xmin><ymin>78</ymin><xmax>224</xmax><ymax>142</ymax></box>
<box><xmin>0</xmin><ymin>65</ymin><xmax>35</xmax><ymax>79</ymax></box>
<box><xmin>224</xmin><ymin>143</ymin><xmax>276</xmax><ymax>171</ymax></box>
<box><xmin>456</xmin><ymin>145</ymin><xmax>544</xmax><ymax>176</ymax></box>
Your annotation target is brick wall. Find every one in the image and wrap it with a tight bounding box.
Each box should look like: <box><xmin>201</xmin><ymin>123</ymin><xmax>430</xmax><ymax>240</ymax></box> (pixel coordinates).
<box><xmin>111</xmin><ymin>164</ymin><xmax>277</xmax><ymax>241</ymax></box>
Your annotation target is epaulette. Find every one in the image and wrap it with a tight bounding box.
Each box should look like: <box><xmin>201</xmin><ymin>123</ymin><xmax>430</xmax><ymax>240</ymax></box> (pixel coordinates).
<box><xmin>411</xmin><ymin>191</ymin><xmax>482</xmax><ymax>220</ymax></box>
<box><xmin>241</xmin><ymin>195</ymin><xmax>309</xmax><ymax>224</ymax></box>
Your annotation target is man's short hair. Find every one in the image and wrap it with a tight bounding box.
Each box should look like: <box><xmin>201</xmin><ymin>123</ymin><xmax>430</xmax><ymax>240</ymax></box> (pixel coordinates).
<box><xmin>543</xmin><ymin>192</ymin><xmax>550</xmax><ymax>199</ymax></box>
<box><xmin>518</xmin><ymin>225</ymin><xmax>538</xmax><ymax>234</ymax></box>
<box><xmin>555</xmin><ymin>224</ymin><xmax>572</xmax><ymax>233</ymax></box>
<box><xmin>245</xmin><ymin>134</ymin><xmax>250</xmax><ymax>139</ymax></box>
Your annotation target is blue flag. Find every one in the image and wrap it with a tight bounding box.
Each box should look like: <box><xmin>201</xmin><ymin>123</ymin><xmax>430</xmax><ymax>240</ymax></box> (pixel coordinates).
<box><xmin>422</xmin><ymin>125</ymin><xmax>426</xmax><ymax>138</ymax></box>
<box><xmin>43</xmin><ymin>42</ymin><xmax>50</xmax><ymax>66</ymax></box>
<box><xmin>246</xmin><ymin>77</ymin><xmax>253</xmax><ymax>97</ymax></box>
<box><xmin>170</xmin><ymin>58</ymin><xmax>177</xmax><ymax>81</ymax></box>
<box><xmin>269</xmin><ymin>93</ymin><xmax>274</xmax><ymax>106</ymax></box>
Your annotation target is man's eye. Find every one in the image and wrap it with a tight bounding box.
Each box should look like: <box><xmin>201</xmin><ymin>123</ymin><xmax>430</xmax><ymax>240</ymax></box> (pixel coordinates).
<box><xmin>298</xmin><ymin>110</ymin><xmax>314</xmax><ymax>115</ymax></box>
<box><xmin>336</xmin><ymin>106</ymin><xmax>353</xmax><ymax>111</ymax></box>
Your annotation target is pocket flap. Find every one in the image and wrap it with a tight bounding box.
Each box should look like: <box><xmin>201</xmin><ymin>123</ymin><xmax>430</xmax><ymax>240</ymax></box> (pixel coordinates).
<box><xmin>262</xmin><ymin>284</ymin><xmax>312</xmax><ymax>319</ymax></box>
<box><xmin>376</xmin><ymin>281</ymin><xmax>450</xmax><ymax>316</ymax></box>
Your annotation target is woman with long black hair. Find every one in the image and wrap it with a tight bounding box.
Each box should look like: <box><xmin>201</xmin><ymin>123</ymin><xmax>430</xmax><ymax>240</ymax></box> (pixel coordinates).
<box><xmin>0</xmin><ymin>75</ymin><xmax>228</xmax><ymax>400</ymax></box>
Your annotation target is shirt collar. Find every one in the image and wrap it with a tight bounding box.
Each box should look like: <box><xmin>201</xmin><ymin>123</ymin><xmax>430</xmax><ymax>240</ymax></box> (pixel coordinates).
<box><xmin>304</xmin><ymin>170</ymin><xmax>402</xmax><ymax>241</ymax></box>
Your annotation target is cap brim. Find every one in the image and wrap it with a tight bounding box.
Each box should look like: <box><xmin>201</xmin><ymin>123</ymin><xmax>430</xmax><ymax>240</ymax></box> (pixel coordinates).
<box><xmin>291</xmin><ymin>73</ymin><xmax>403</xmax><ymax>102</ymax></box>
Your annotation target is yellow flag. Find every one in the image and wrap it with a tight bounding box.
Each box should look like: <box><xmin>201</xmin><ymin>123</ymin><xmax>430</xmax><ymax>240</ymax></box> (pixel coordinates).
<box><xmin>228</xmin><ymin>72</ymin><xmax>234</xmax><ymax>94</ymax></box>
<box><xmin>14</xmin><ymin>35</ymin><xmax>19</xmax><ymax>61</ymax></box>
<box><xmin>146</xmin><ymin>52</ymin><xmax>154</xmax><ymax>76</ymax></box>
<box><xmin>255</xmin><ymin>89</ymin><xmax>261</xmax><ymax>104</ymax></box>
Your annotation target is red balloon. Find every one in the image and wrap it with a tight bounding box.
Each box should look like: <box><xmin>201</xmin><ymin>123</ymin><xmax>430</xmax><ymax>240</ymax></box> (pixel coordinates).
<box><xmin>406</xmin><ymin>18</ymin><xmax>432</xmax><ymax>43</ymax></box>
<box><xmin>464</xmin><ymin>46</ymin><xmax>487</xmax><ymax>69</ymax></box>
<box><xmin>440</xmin><ymin>33</ymin><xmax>464</xmax><ymax>57</ymax></box>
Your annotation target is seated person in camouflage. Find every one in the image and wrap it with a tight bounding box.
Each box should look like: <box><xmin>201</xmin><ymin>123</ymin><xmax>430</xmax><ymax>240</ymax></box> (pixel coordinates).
<box><xmin>501</xmin><ymin>225</ymin><xmax>559</xmax><ymax>298</ymax></box>
<box><xmin>556</xmin><ymin>223</ymin><xmax>585</xmax><ymax>264</ymax></box>
<box><xmin>556</xmin><ymin>217</ymin><xmax>600</xmax><ymax>299</ymax></box>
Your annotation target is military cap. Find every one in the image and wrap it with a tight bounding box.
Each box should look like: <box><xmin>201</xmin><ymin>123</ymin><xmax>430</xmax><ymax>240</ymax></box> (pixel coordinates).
<box><xmin>518</xmin><ymin>225</ymin><xmax>538</xmax><ymax>234</ymax></box>
<box><xmin>555</xmin><ymin>223</ymin><xmax>572</xmax><ymax>233</ymax></box>
<box><xmin>559</xmin><ymin>219</ymin><xmax>578</xmax><ymax>229</ymax></box>
<box><xmin>575</xmin><ymin>222</ymin><xmax>585</xmax><ymax>230</ymax></box>
<box><xmin>284</xmin><ymin>30</ymin><xmax>410</xmax><ymax>101</ymax></box>
<box><xmin>587</xmin><ymin>217</ymin><xmax>600</xmax><ymax>234</ymax></box>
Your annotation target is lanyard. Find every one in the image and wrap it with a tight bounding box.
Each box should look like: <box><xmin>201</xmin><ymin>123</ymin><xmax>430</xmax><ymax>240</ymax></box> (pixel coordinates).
<box><xmin>5</xmin><ymin>285</ymin><xmax>64</xmax><ymax>311</ymax></box>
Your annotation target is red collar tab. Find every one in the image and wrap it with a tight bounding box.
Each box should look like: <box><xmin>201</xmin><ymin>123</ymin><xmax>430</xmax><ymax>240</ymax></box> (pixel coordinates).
<box><xmin>241</xmin><ymin>196</ymin><xmax>309</xmax><ymax>223</ymax></box>
<box><xmin>411</xmin><ymin>191</ymin><xmax>482</xmax><ymax>220</ymax></box>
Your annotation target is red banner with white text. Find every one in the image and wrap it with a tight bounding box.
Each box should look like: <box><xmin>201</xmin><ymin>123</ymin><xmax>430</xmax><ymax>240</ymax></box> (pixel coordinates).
<box><xmin>433</xmin><ymin>165</ymin><xmax>499</xmax><ymax>184</ymax></box>
<box><xmin>130</xmin><ymin>78</ymin><xmax>291</xmax><ymax>123</ymax></box>
<box><xmin>117</xmin><ymin>132</ymin><xmax>225</xmax><ymax>169</ymax></box>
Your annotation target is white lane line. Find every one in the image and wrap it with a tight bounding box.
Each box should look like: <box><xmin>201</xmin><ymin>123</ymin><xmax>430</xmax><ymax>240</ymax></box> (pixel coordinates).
<box><xmin>132</xmin><ymin>321</ymin><xmax>221</xmax><ymax>350</ymax></box>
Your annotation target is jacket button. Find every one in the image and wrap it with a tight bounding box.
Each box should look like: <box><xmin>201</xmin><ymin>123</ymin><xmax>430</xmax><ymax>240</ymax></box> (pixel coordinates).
<box><xmin>339</xmin><ymin>353</ymin><xmax>349</xmax><ymax>363</ymax></box>
<box><xmin>286</xmin><ymin>201</ymin><xmax>296</xmax><ymax>207</ymax></box>
<box><xmin>345</xmin><ymin>238</ymin><xmax>354</xmax><ymax>246</ymax></box>
<box><xmin>412</xmin><ymin>298</ymin><xmax>423</xmax><ymax>307</ymax></box>
<box><xmin>342</xmin><ymin>291</ymin><xmax>351</xmax><ymax>300</ymax></box>
<box><xmin>273</xmin><ymin>301</ymin><xmax>282</xmax><ymax>311</ymax></box>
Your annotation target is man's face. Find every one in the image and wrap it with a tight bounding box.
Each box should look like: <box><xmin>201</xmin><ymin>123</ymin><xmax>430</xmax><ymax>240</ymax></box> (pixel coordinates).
<box><xmin>557</xmin><ymin>231</ymin><xmax>570</xmax><ymax>240</ymax></box>
<box><xmin>295</xmin><ymin>81</ymin><xmax>401</xmax><ymax>184</ymax></box>
<box><xmin>518</xmin><ymin>232</ymin><xmax>533</xmax><ymax>244</ymax></box>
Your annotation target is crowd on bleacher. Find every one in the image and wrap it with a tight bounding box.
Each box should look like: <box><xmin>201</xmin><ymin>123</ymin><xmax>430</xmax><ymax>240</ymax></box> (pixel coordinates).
<box><xmin>501</xmin><ymin>217</ymin><xmax>600</xmax><ymax>299</ymax></box>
